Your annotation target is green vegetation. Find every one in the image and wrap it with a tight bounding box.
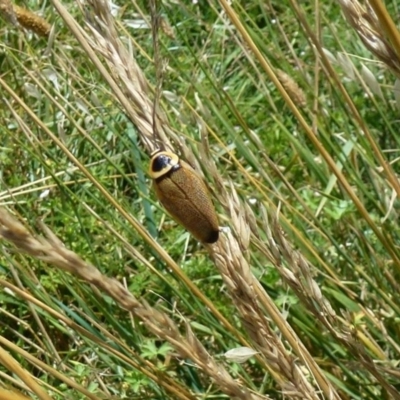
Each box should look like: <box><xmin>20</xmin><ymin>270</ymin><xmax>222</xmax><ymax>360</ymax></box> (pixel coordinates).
<box><xmin>1</xmin><ymin>0</ymin><xmax>400</xmax><ymax>398</ymax></box>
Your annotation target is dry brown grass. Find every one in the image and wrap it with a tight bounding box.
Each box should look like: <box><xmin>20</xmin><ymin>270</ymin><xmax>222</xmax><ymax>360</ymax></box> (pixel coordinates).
<box><xmin>338</xmin><ymin>0</ymin><xmax>400</xmax><ymax>76</ymax></box>
<box><xmin>1</xmin><ymin>0</ymin><xmax>400</xmax><ymax>398</ymax></box>
<box><xmin>0</xmin><ymin>346</ymin><xmax>52</xmax><ymax>400</ymax></box>
<box><xmin>53</xmin><ymin>0</ymin><xmax>342</xmax><ymax>397</ymax></box>
<box><xmin>0</xmin><ymin>208</ymin><xmax>270</xmax><ymax>400</ymax></box>
<box><xmin>0</xmin><ymin>388</ymin><xmax>32</xmax><ymax>400</ymax></box>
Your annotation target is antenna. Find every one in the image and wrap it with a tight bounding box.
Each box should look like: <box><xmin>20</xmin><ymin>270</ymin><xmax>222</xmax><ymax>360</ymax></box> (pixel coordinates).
<box><xmin>149</xmin><ymin>0</ymin><xmax>164</xmax><ymax>152</ymax></box>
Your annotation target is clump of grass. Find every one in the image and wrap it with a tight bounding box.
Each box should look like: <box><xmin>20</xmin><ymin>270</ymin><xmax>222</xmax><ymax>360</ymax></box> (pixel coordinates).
<box><xmin>0</xmin><ymin>208</ymin><xmax>260</xmax><ymax>399</ymax></box>
<box><xmin>1</xmin><ymin>0</ymin><xmax>400</xmax><ymax>399</ymax></box>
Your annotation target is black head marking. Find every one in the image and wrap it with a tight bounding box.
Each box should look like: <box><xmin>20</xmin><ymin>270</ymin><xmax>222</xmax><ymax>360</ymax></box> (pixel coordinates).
<box><xmin>152</xmin><ymin>153</ymin><xmax>173</xmax><ymax>172</ymax></box>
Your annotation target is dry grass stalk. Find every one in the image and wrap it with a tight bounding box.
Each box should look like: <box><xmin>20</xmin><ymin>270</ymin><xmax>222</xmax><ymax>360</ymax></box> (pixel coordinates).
<box><xmin>276</xmin><ymin>70</ymin><xmax>306</xmax><ymax>108</ymax></box>
<box><xmin>338</xmin><ymin>0</ymin><xmax>400</xmax><ymax>75</ymax></box>
<box><xmin>0</xmin><ymin>389</ymin><xmax>32</xmax><ymax>400</ymax></box>
<box><xmin>202</xmin><ymin>153</ymin><xmax>340</xmax><ymax>398</ymax></box>
<box><xmin>74</xmin><ymin>0</ymin><xmax>175</xmax><ymax>154</ymax></box>
<box><xmin>0</xmin><ymin>208</ymin><xmax>268</xmax><ymax>400</ymax></box>
<box><xmin>0</xmin><ymin>346</ymin><xmax>52</xmax><ymax>400</ymax></box>
<box><xmin>213</xmin><ymin>233</ymin><xmax>319</xmax><ymax>400</ymax></box>
<box><xmin>256</xmin><ymin>211</ymin><xmax>400</xmax><ymax>399</ymax></box>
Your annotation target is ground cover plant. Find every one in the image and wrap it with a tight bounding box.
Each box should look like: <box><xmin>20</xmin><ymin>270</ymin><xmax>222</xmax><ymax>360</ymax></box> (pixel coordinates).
<box><xmin>0</xmin><ymin>0</ymin><xmax>400</xmax><ymax>399</ymax></box>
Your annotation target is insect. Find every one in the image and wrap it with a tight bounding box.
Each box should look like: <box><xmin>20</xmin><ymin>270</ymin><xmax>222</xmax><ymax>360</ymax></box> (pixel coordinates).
<box><xmin>149</xmin><ymin>150</ymin><xmax>219</xmax><ymax>243</ymax></box>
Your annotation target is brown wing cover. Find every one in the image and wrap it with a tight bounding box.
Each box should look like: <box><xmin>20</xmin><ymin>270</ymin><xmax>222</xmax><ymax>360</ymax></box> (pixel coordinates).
<box><xmin>153</xmin><ymin>160</ymin><xmax>219</xmax><ymax>243</ymax></box>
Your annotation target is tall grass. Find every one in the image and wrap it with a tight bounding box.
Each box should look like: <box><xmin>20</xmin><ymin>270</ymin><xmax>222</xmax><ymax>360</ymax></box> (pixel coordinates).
<box><xmin>1</xmin><ymin>0</ymin><xmax>400</xmax><ymax>398</ymax></box>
